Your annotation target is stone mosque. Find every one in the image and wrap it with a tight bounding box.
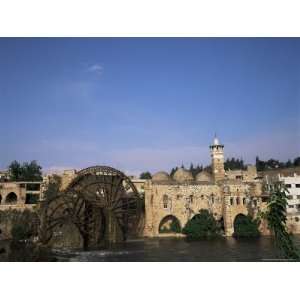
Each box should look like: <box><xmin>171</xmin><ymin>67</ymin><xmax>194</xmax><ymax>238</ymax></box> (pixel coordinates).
<box><xmin>143</xmin><ymin>136</ymin><xmax>270</xmax><ymax>237</ymax></box>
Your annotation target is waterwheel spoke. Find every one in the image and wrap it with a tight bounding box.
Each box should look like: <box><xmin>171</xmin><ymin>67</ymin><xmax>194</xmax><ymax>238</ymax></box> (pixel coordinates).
<box><xmin>40</xmin><ymin>166</ymin><xmax>142</xmax><ymax>249</ymax></box>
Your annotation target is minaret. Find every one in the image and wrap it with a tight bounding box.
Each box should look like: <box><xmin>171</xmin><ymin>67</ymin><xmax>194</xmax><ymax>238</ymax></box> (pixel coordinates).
<box><xmin>209</xmin><ymin>134</ymin><xmax>225</xmax><ymax>182</ymax></box>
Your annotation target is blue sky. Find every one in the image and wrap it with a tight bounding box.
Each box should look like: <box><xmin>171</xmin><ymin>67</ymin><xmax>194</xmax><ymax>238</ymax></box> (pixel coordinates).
<box><xmin>0</xmin><ymin>38</ymin><xmax>299</xmax><ymax>174</ymax></box>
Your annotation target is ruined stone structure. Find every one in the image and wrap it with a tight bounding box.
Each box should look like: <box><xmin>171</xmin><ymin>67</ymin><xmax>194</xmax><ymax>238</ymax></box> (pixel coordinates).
<box><xmin>143</xmin><ymin>137</ymin><xmax>269</xmax><ymax>237</ymax></box>
<box><xmin>0</xmin><ymin>181</ymin><xmax>42</xmax><ymax>211</ymax></box>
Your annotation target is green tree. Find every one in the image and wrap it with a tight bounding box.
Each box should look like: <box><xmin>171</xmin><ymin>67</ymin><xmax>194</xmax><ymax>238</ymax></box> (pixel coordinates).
<box><xmin>8</xmin><ymin>160</ymin><xmax>22</xmax><ymax>181</ymax></box>
<box><xmin>7</xmin><ymin>209</ymin><xmax>39</xmax><ymax>241</ymax></box>
<box><xmin>8</xmin><ymin>160</ymin><xmax>43</xmax><ymax>181</ymax></box>
<box><xmin>139</xmin><ymin>172</ymin><xmax>152</xmax><ymax>179</ymax></box>
<box><xmin>170</xmin><ymin>167</ymin><xmax>178</xmax><ymax>177</ymax></box>
<box><xmin>293</xmin><ymin>157</ymin><xmax>300</xmax><ymax>167</ymax></box>
<box><xmin>256</xmin><ymin>156</ymin><xmax>265</xmax><ymax>171</ymax></box>
<box><xmin>182</xmin><ymin>209</ymin><xmax>221</xmax><ymax>240</ymax></box>
<box><xmin>43</xmin><ymin>174</ymin><xmax>62</xmax><ymax>201</ymax></box>
<box><xmin>233</xmin><ymin>215</ymin><xmax>260</xmax><ymax>238</ymax></box>
<box><xmin>261</xmin><ymin>183</ymin><xmax>299</xmax><ymax>259</ymax></box>
<box><xmin>224</xmin><ymin>157</ymin><xmax>246</xmax><ymax>170</ymax></box>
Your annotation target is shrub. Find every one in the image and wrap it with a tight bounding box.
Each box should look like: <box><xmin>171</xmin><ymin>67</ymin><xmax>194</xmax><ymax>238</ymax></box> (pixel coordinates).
<box><xmin>0</xmin><ymin>209</ymin><xmax>39</xmax><ymax>241</ymax></box>
<box><xmin>233</xmin><ymin>215</ymin><xmax>260</xmax><ymax>238</ymax></box>
<box><xmin>182</xmin><ymin>209</ymin><xmax>221</xmax><ymax>240</ymax></box>
<box><xmin>159</xmin><ymin>217</ymin><xmax>181</xmax><ymax>233</ymax></box>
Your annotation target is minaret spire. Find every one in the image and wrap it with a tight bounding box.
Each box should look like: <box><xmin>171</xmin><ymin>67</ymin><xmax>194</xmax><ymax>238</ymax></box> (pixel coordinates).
<box><xmin>209</xmin><ymin>134</ymin><xmax>225</xmax><ymax>182</ymax></box>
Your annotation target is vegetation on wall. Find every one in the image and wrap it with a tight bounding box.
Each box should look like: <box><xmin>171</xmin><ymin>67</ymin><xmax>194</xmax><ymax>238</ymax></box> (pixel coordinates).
<box><xmin>182</xmin><ymin>209</ymin><xmax>221</xmax><ymax>240</ymax></box>
<box><xmin>260</xmin><ymin>183</ymin><xmax>299</xmax><ymax>259</ymax></box>
<box><xmin>233</xmin><ymin>214</ymin><xmax>260</xmax><ymax>238</ymax></box>
<box><xmin>8</xmin><ymin>160</ymin><xmax>43</xmax><ymax>182</ymax></box>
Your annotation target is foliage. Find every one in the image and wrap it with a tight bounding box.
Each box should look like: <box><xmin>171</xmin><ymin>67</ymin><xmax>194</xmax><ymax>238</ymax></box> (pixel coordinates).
<box><xmin>0</xmin><ymin>209</ymin><xmax>39</xmax><ymax>241</ymax></box>
<box><xmin>294</xmin><ymin>157</ymin><xmax>300</xmax><ymax>167</ymax></box>
<box><xmin>139</xmin><ymin>172</ymin><xmax>152</xmax><ymax>179</ymax></box>
<box><xmin>170</xmin><ymin>164</ymin><xmax>204</xmax><ymax>178</ymax></box>
<box><xmin>7</xmin><ymin>241</ymin><xmax>56</xmax><ymax>262</ymax></box>
<box><xmin>170</xmin><ymin>219</ymin><xmax>181</xmax><ymax>233</ymax></box>
<box><xmin>43</xmin><ymin>174</ymin><xmax>62</xmax><ymax>201</ymax></box>
<box><xmin>11</xmin><ymin>209</ymin><xmax>39</xmax><ymax>241</ymax></box>
<box><xmin>224</xmin><ymin>157</ymin><xmax>246</xmax><ymax>171</ymax></box>
<box><xmin>256</xmin><ymin>156</ymin><xmax>300</xmax><ymax>171</ymax></box>
<box><xmin>260</xmin><ymin>183</ymin><xmax>299</xmax><ymax>259</ymax></box>
<box><xmin>159</xmin><ymin>218</ymin><xmax>181</xmax><ymax>233</ymax></box>
<box><xmin>170</xmin><ymin>167</ymin><xmax>178</xmax><ymax>177</ymax></box>
<box><xmin>8</xmin><ymin>160</ymin><xmax>43</xmax><ymax>181</ymax></box>
<box><xmin>233</xmin><ymin>214</ymin><xmax>260</xmax><ymax>238</ymax></box>
<box><xmin>182</xmin><ymin>209</ymin><xmax>221</xmax><ymax>240</ymax></box>
<box><xmin>188</xmin><ymin>163</ymin><xmax>204</xmax><ymax>178</ymax></box>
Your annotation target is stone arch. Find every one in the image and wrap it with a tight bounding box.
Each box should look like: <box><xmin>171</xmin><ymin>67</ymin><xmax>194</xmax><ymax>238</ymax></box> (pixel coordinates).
<box><xmin>5</xmin><ymin>192</ymin><xmax>18</xmax><ymax>204</ymax></box>
<box><xmin>159</xmin><ymin>215</ymin><xmax>181</xmax><ymax>234</ymax></box>
<box><xmin>233</xmin><ymin>213</ymin><xmax>248</xmax><ymax>234</ymax></box>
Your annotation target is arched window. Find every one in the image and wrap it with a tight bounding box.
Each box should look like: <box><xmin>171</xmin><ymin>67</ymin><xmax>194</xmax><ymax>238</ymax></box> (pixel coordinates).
<box><xmin>242</xmin><ymin>197</ymin><xmax>246</xmax><ymax>205</ymax></box>
<box><xmin>0</xmin><ymin>194</ymin><xmax>2</xmax><ymax>204</ymax></box>
<box><xmin>211</xmin><ymin>193</ymin><xmax>215</xmax><ymax>204</ymax></box>
<box><xmin>5</xmin><ymin>192</ymin><xmax>18</xmax><ymax>204</ymax></box>
<box><xmin>236</xmin><ymin>197</ymin><xmax>240</xmax><ymax>205</ymax></box>
<box><xmin>230</xmin><ymin>198</ymin><xmax>234</xmax><ymax>205</ymax></box>
<box><xmin>163</xmin><ymin>195</ymin><xmax>168</xmax><ymax>209</ymax></box>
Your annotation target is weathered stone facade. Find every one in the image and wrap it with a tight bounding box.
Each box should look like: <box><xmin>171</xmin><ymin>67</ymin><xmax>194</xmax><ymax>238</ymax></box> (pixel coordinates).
<box><xmin>143</xmin><ymin>137</ymin><xmax>270</xmax><ymax>237</ymax></box>
<box><xmin>0</xmin><ymin>181</ymin><xmax>41</xmax><ymax>211</ymax></box>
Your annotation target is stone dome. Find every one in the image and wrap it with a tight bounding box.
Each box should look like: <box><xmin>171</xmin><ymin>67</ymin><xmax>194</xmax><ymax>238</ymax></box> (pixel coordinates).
<box><xmin>173</xmin><ymin>168</ymin><xmax>194</xmax><ymax>183</ymax></box>
<box><xmin>213</xmin><ymin>136</ymin><xmax>220</xmax><ymax>145</ymax></box>
<box><xmin>196</xmin><ymin>171</ymin><xmax>212</xmax><ymax>182</ymax></box>
<box><xmin>152</xmin><ymin>171</ymin><xmax>171</xmax><ymax>182</ymax></box>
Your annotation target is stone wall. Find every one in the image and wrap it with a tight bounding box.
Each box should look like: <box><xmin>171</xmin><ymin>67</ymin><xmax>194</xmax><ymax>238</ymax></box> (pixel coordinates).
<box><xmin>144</xmin><ymin>180</ymin><xmax>266</xmax><ymax>237</ymax></box>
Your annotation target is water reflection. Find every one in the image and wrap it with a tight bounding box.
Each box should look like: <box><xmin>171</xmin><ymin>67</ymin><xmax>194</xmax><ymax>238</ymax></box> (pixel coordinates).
<box><xmin>1</xmin><ymin>236</ymin><xmax>300</xmax><ymax>262</ymax></box>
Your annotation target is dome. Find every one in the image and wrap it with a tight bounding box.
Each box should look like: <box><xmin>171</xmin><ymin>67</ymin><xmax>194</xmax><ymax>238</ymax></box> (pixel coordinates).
<box><xmin>152</xmin><ymin>171</ymin><xmax>171</xmax><ymax>182</ymax></box>
<box><xmin>213</xmin><ymin>136</ymin><xmax>220</xmax><ymax>145</ymax></box>
<box><xmin>196</xmin><ymin>171</ymin><xmax>212</xmax><ymax>182</ymax></box>
<box><xmin>173</xmin><ymin>168</ymin><xmax>194</xmax><ymax>183</ymax></box>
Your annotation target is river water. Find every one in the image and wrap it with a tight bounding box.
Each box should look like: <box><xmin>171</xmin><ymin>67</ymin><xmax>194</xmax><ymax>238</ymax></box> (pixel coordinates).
<box><xmin>53</xmin><ymin>236</ymin><xmax>300</xmax><ymax>262</ymax></box>
<box><xmin>1</xmin><ymin>236</ymin><xmax>300</xmax><ymax>261</ymax></box>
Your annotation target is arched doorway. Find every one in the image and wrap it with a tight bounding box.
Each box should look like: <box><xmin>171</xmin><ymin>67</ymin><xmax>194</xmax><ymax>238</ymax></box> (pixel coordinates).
<box><xmin>159</xmin><ymin>215</ymin><xmax>181</xmax><ymax>234</ymax></box>
<box><xmin>5</xmin><ymin>192</ymin><xmax>18</xmax><ymax>204</ymax></box>
<box><xmin>233</xmin><ymin>213</ymin><xmax>260</xmax><ymax>238</ymax></box>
